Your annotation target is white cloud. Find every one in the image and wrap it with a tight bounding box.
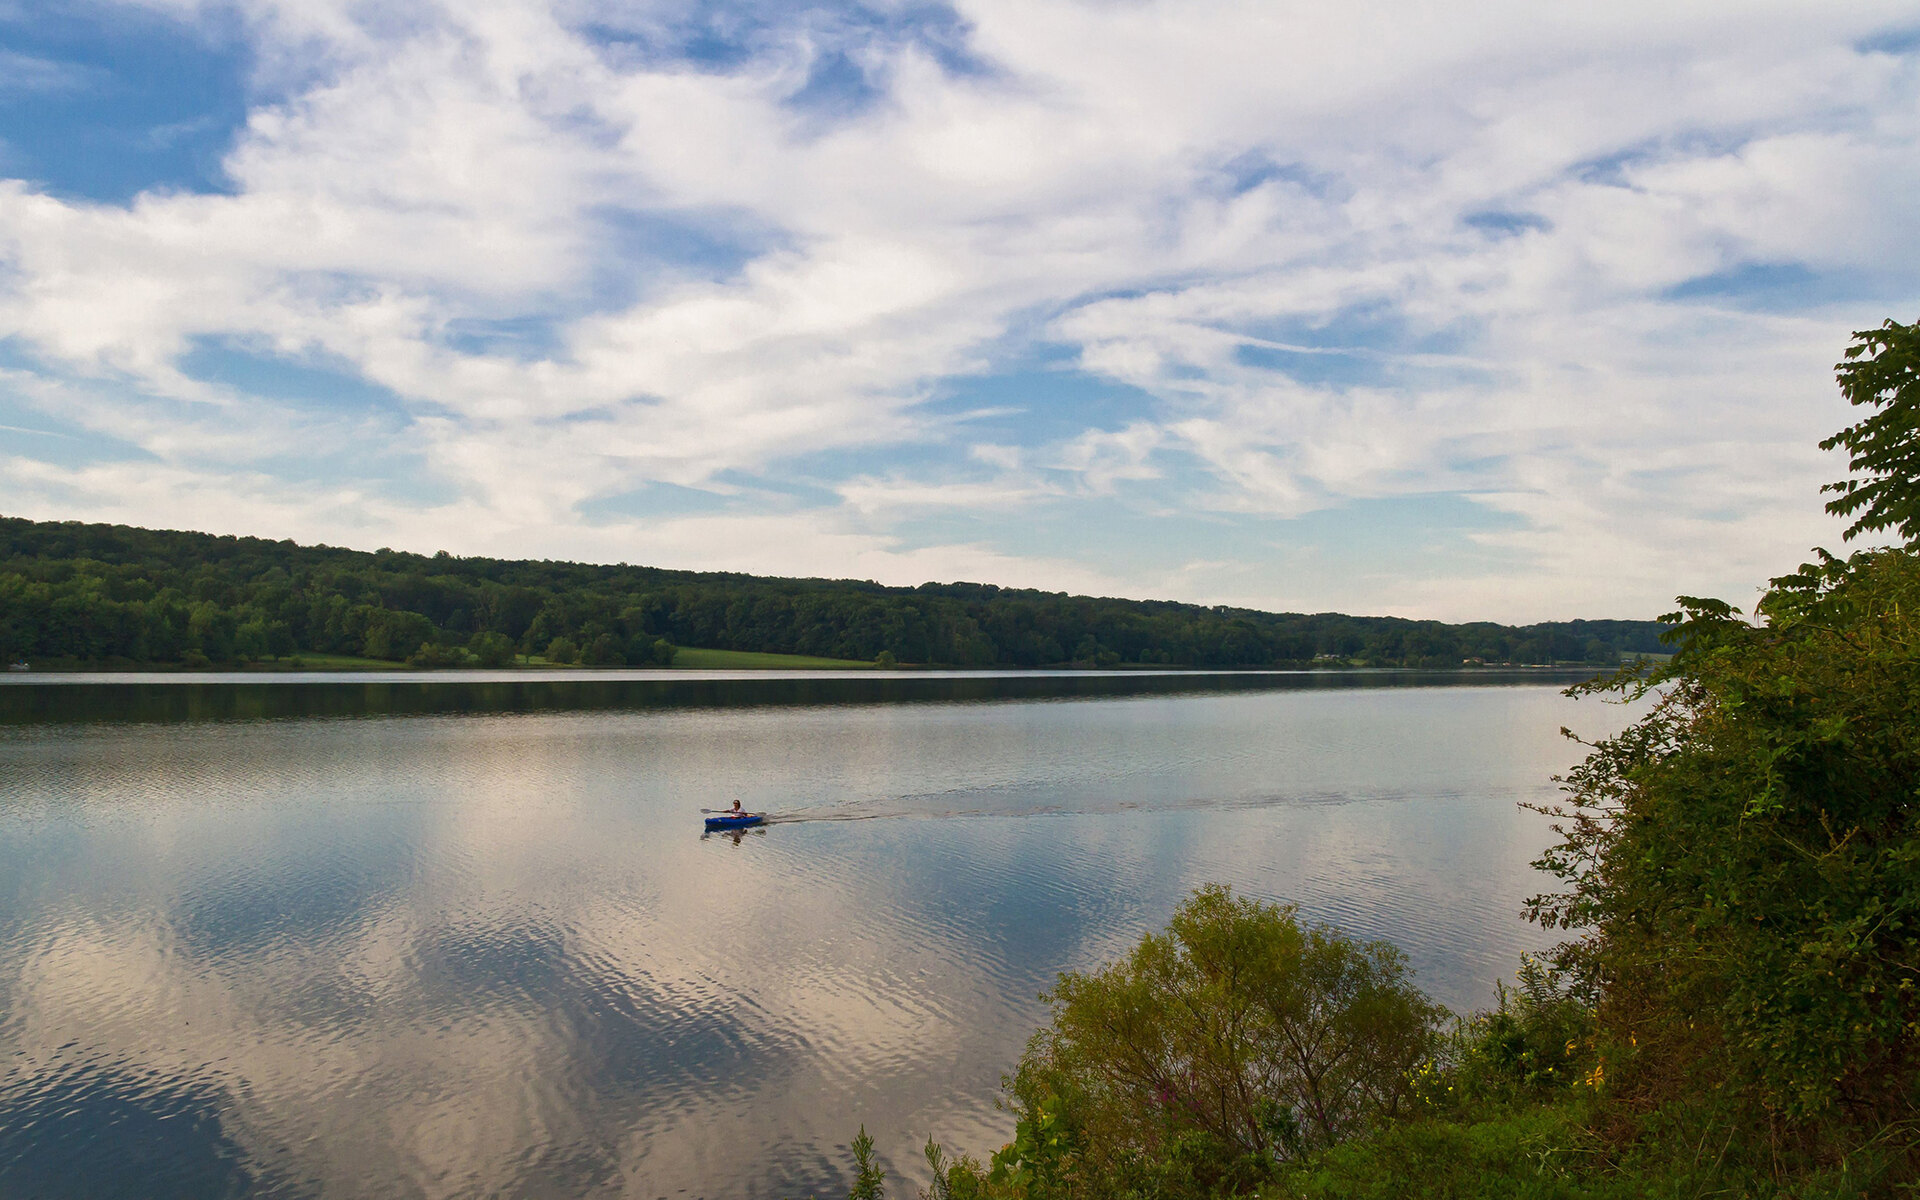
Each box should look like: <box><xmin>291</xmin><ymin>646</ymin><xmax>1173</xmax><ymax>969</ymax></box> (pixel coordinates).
<box><xmin>0</xmin><ymin>0</ymin><xmax>1917</xmax><ymax>619</ymax></box>
<box><xmin>837</xmin><ymin>474</ymin><xmax>1057</xmax><ymax>517</ymax></box>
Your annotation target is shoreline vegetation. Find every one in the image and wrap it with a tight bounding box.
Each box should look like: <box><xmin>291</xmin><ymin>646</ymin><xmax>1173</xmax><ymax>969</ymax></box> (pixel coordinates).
<box><xmin>2</xmin><ymin>646</ymin><xmax>892</xmax><ymax>673</ymax></box>
<box><xmin>0</xmin><ymin>516</ymin><xmax>1666</xmax><ymax>674</ymax></box>
<box><xmin>813</xmin><ymin>320</ymin><xmax>1920</xmax><ymax>1199</ymax></box>
<box><xmin>0</xmin><ymin>655</ymin><xmax>1626</xmax><ymax>676</ymax></box>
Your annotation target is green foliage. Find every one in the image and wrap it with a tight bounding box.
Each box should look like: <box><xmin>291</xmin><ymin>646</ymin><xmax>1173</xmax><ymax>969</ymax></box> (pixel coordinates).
<box><xmin>468</xmin><ymin>630</ymin><xmax>516</xmax><ymax>668</ymax></box>
<box><xmin>849</xmin><ymin>1126</ymin><xmax>886</xmax><ymax>1200</ymax></box>
<box><xmin>669</xmin><ymin>647</ymin><xmax>876</xmax><ymax>670</ymax></box>
<box><xmin>633</xmin><ymin>634</ymin><xmax>678</xmax><ymax>665</ymax></box>
<box><xmin>542</xmin><ymin>636</ymin><xmax>578</xmax><ymax>665</ymax></box>
<box><xmin>582</xmin><ymin>631</ymin><xmax>624</xmax><ymax>665</ymax></box>
<box><xmin>914</xmin><ymin>936</ymin><xmax>1912</xmax><ymax>1198</ymax></box>
<box><xmin>1271</xmin><ymin>1092</ymin><xmax>1917</xmax><ymax>1200</ymax></box>
<box><xmin>404</xmin><ymin>641</ymin><xmax>466</xmax><ymax>669</ymax></box>
<box><xmin>1414</xmin><ymin>957</ymin><xmax>1600</xmax><ymax>1116</ymax></box>
<box><xmin>1269</xmin><ymin>1099</ymin><xmax>1622</xmax><ymax>1200</ymax></box>
<box><xmin>363</xmin><ymin>608</ymin><xmax>433</xmax><ymax>661</ymax></box>
<box><xmin>1528</xmin><ymin>546</ymin><xmax>1920</xmax><ymax>1174</ymax></box>
<box><xmin>793</xmin><ymin>1126</ymin><xmax>890</xmax><ymax>1200</ymax></box>
<box><xmin>1821</xmin><ymin>317</ymin><xmax>1920</xmax><ymax>543</ymax></box>
<box><xmin>0</xmin><ymin>516</ymin><xmax>1666</xmax><ymax>670</ymax></box>
<box><xmin>1273</xmin><ymin>954</ymin><xmax>1910</xmax><ymax>1199</ymax></box>
<box><xmin>928</xmin><ymin>886</ymin><xmax>1445</xmax><ymax>1199</ymax></box>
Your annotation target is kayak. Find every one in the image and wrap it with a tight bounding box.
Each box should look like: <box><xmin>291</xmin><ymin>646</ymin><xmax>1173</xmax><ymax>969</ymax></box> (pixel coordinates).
<box><xmin>705</xmin><ymin>812</ymin><xmax>767</xmax><ymax>830</ymax></box>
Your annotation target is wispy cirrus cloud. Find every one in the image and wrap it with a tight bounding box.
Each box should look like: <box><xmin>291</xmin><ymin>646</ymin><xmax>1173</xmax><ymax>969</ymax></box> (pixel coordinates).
<box><xmin>0</xmin><ymin>48</ymin><xmax>98</xmax><ymax>94</ymax></box>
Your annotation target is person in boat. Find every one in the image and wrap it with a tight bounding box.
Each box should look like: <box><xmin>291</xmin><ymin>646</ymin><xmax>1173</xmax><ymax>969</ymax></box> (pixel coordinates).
<box><xmin>729</xmin><ymin>799</ymin><xmax>744</xmax><ymax>814</ymax></box>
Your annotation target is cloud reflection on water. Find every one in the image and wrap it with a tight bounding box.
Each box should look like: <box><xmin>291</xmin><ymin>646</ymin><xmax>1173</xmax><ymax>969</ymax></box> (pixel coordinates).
<box><xmin>0</xmin><ymin>681</ymin><xmax>1639</xmax><ymax>1197</ymax></box>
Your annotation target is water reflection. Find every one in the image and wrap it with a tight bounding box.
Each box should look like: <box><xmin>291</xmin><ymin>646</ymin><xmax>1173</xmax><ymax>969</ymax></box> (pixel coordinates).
<box><xmin>703</xmin><ymin>827</ymin><xmax>770</xmax><ymax>847</ymax></box>
<box><xmin>0</xmin><ymin>667</ymin><xmax>1589</xmax><ymax>726</ymax></box>
<box><xmin>0</xmin><ymin>676</ymin><xmax>1632</xmax><ymax>1198</ymax></box>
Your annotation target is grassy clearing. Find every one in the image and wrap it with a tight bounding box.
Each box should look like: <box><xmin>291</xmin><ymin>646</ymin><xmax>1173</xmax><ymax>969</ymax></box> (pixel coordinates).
<box><xmin>277</xmin><ymin>653</ymin><xmax>409</xmax><ymax>670</ymax></box>
<box><xmin>1263</xmin><ymin>1101</ymin><xmax>1630</xmax><ymax>1200</ymax></box>
<box><xmin>668</xmin><ymin>646</ymin><xmax>875</xmax><ymax>669</ymax></box>
<box><xmin>263</xmin><ymin>648</ymin><xmax>874</xmax><ymax>671</ymax></box>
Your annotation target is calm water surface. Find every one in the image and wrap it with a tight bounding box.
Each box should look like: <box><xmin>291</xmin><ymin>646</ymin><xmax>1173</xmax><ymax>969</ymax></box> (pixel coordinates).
<box><xmin>0</xmin><ymin>671</ymin><xmax>1631</xmax><ymax>1198</ymax></box>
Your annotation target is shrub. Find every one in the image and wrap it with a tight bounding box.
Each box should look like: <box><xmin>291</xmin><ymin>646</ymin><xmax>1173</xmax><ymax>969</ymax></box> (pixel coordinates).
<box><xmin>628</xmin><ymin>634</ymin><xmax>677</xmax><ymax>665</ymax></box>
<box><xmin>405</xmin><ymin>641</ymin><xmax>465</xmax><ymax>669</ymax></box>
<box><xmin>1415</xmin><ymin>956</ymin><xmax>1599</xmax><ymax>1115</ymax></box>
<box><xmin>848</xmin><ymin>1126</ymin><xmax>885</xmax><ymax>1200</ymax></box>
<box><xmin>582</xmin><ymin>631</ymin><xmax>625</xmax><ymax>665</ymax></box>
<box><xmin>468</xmin><ymin>631</ymin><xmax>515</xmax><ymax>668</ymax></box>
<box><xmin>1271</xmin><ymin>1101</ymin><xmax>1620</xmax><ymax>1200</ymax></box>
<box><xmin>1531</xmin><ymin>558</ymin><xmax>1920</xmax><ymax>1176</ymax></box>
<box><xmin>930</xmin><ymin>885</ymin><xmax>1445</xmax><ymax>1198</ymax></box>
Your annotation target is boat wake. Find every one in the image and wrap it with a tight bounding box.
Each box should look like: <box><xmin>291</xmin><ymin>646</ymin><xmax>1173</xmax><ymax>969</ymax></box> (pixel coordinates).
<box><xmin>719</xmin><ymin>784</ymin><xmax>1527</xmax><ymax>829</ymax></box>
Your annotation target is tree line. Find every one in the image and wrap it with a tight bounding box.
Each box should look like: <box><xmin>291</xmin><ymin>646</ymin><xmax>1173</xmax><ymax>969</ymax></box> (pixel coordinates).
<box><xmin>0</xmin><ymin>516</ymin><xmax>1666</xmax><ymax>669</ymax></box>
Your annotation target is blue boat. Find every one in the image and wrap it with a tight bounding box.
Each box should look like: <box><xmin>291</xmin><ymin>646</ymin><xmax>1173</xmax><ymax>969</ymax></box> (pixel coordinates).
<box><xmin>705</xmin><ymin>811</ymin><xmax>768</xmax><ymax>831</ymax></box>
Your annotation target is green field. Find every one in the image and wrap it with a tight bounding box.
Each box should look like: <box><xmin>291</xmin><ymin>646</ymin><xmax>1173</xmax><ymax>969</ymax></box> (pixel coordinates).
<box><xmin>667</xmin><ymin>647</ymin><xmax>876</xmax><ymax>670</ymax></box>
<box><xmin>279</xmin><ymin>653</ymin><xmax>409</xmax><ymax>670</ymax></box>
<box><xmin>254</xmin><ymin>648</ymin><xmax>876</xmax><ymax>672</ymax></box>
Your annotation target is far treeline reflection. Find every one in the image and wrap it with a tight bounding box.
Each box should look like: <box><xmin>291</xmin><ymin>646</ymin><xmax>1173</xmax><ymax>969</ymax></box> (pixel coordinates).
<box><xmin>0</xmin><ymin>516</ymin><xmax>1666</xmax><ymax>671</ymax></box>
<box><xmin>0</xmin><ymin>668</ymin><xmax>1598</xmax><ymax>726</ymax></box>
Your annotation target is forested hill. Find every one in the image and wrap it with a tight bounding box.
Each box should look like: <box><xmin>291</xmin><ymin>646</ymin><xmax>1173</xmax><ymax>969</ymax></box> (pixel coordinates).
<box><xmin>0</xmin><ymin>516</ymin><xmax>1669</xmax><ymax>669</ymax></box>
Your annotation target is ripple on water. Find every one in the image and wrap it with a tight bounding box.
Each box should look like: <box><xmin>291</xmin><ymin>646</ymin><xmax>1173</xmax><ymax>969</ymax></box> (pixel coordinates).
<box><xmin>0</xmin><ymin>680</ymin><xmax>1636</xmax><ymax>1197</ymax></box>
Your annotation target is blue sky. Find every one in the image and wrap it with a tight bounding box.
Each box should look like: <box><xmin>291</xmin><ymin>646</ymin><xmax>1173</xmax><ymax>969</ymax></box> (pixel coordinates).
<box><xmin>1</xmin><ymin>0</ymin><xmax>1917</xmax><ymax>621</ymax></box>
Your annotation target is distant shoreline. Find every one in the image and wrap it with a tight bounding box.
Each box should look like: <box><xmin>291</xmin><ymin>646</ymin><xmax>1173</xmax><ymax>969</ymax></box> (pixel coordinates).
<box><xmin>0</xmin><ymin>664</ymin><xmax>1609</xmax><ymax>686</ymax></box>
<box><xmin>2</xmin><ymin>515</ymin><xmax>1669</xmax><ymax>674</ymax></box>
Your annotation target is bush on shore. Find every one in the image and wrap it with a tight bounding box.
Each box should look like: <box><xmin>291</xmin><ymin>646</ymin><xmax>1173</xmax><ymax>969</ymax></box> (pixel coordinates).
<box><xmin>918</xmin><ymin>886</ymin><xmax>1444</xmax><ymax>1199</ymax></box>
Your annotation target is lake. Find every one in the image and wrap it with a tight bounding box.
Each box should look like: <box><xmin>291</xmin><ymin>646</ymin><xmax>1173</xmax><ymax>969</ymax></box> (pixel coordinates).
<box><xmin>0</xmin><ymin>669</ymin><xmax>1630</xmax><ymax>1198</ymax></box>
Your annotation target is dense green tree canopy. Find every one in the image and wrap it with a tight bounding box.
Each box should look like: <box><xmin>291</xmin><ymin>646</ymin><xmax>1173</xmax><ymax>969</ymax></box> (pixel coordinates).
<box><xmin>0</xmin><ymin>516</ymin><xmax>1665</xmax><ymax>670</ymax></box>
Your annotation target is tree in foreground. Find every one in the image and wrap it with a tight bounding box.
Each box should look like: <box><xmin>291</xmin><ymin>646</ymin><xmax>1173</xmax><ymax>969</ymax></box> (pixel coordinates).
<box><xmin>925</xmin><ymin>885</ymin><xmax>1443</xmax><ymax>1199</ymax></box>
<box><xmin>1821</xmin><ymin>316</ymin><xmax>1920</xmax><ymax>541</ymax></box>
